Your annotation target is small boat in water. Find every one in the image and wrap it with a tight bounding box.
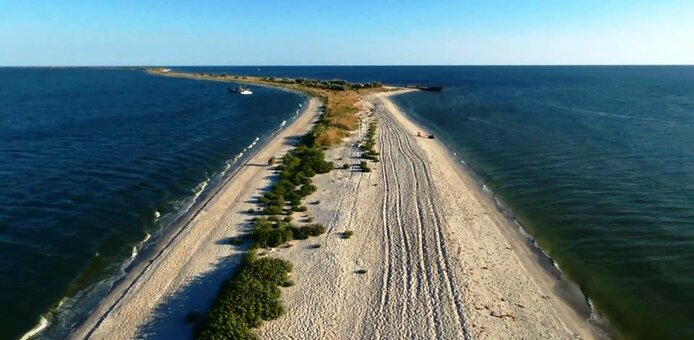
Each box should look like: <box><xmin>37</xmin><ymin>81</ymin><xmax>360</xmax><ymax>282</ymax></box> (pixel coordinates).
<box><xmin>228</xmin><ymin>85</ymin><xmax>253</xmax><ymax>95</ymax></box>
<box><xmin>406</xmin><ymin>85</ymin><xmax>443</xmax><ymax>92</ymax></box>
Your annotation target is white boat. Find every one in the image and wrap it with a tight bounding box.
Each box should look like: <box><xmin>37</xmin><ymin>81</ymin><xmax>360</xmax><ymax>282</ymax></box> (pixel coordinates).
<box><xmin>228</xmin><ymin>86</ymin><xmax>253</xmax><ymax>95</ymax></box>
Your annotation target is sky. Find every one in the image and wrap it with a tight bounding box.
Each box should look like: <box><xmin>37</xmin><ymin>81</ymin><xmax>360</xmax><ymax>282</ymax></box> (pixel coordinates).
<box><xmin>1</xmin><ymin>0</ymin><xmax>693</xmax><ymax>66</ymax></box>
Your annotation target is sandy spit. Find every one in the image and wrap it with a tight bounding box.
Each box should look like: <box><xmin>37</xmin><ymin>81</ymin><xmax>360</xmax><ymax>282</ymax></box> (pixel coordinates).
<box><xmin>68</xmin><ymin>97</ymin><xmax>320</xmax><ymax>340</ymax></box>
<box><xmin>69</xmin><ymin>85</ymin><xmax>600</xmax><ymax>340</ymax></box>
<box><xmin>254</xmin><ymin>91</ymin><xmax>600</xmax><ymax>340</ymax></box>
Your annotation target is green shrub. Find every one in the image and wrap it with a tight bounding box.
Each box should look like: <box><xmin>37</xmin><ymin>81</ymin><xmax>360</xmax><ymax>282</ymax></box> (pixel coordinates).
<box><xmin>195</xmin><ymin>257</ymin><xmax>292</xmax><ymax>340</ymax></box>
<box><xmin>196</xmin><ymin>112</ymin><xmax>347</xmax><ymax>340</ymax></box>
<box><xmin>359</xmin><ymin>161</ymin><xmax>371</xmax><ymax>172</ymax></box>
<box><xmin>264</xmin><ymin>206</ymin><xmax>283</xmax><ymax>215</ymax></box>
<box><xmin>307</xmin><ymin>224</ymin><xmax>326</xmax><ymax>236</ymax></box>
<box><xmin>341</xmin><ymin>230</ymin><xmax>354</xmax><ymax>239</ymax></box>
<box><xmin>268</xmin><ymin>156</ymin><xmax>275</xmax><ymax>165</ymax></box>
<box><xmin>355</xmin><ymin>269</ymin><xmax>368</xmax><ymax>275</ymax></box>
<box><xmin>342</xmin><ymin>163</ymin><xmax>350</xmax><ymax>169</ymax></box>
<box><xmin>252</xmin><ymin>218</ymin><xmax>294</xmax><ymax>248</ymax></box>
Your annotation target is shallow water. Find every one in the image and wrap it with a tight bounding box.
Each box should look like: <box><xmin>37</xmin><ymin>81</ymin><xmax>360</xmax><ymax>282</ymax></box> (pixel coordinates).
<box><xmin>0</xmin><ymin>68</ymin><xmax>304</xmax><ymax>339</ymax></box>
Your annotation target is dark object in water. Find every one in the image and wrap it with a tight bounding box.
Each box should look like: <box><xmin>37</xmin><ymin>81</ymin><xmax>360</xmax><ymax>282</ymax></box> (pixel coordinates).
<box><xmin>227</xmin><ymin>87</ymin><xmax>238</xmax><ymax>93</ymax></box>
<box><xmin>427</xmin><ymin>135</ymin><xmax>435</xmax><ymax>139</ymax></box>
<box><xmin>406</xmin><ymin>85</ymin><xmax>443</xmax><ymax>92</ymax></box>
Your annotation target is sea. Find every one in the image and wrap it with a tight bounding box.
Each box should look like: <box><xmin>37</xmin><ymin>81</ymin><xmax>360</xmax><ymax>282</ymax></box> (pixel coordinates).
<box><xmin>1</xmin><ymin>66</ymin><xmax>692</xmax><ymax>339</ymax></box>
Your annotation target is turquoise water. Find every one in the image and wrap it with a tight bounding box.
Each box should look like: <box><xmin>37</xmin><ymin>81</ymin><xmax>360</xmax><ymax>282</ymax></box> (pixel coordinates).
<box><xmin>0</xmin><ymin>68</ymin><xmax>305</xmax><ymax>339</ymax></box>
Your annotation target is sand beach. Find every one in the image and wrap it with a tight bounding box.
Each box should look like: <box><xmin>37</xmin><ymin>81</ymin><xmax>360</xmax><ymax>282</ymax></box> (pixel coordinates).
<box><xmin>71</xmin><ymin>79</ymin><xmax>597</xmax><ymax>339</ymax></box>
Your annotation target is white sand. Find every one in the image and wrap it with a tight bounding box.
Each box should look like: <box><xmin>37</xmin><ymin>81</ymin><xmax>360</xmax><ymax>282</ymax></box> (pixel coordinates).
<box><xmin>69</xmin><ymin>98</ymin><xmax>320</xmax><ymax>339</ymax></box>
<box><xmin>255</xmin><ymin>91</ymin><xmax>598</xmax><ymax>339</ymax></box>
<box><xmin>71</xmin><ymin>87</ymin><xmax>599</xmax><ymax>340</ymax></box>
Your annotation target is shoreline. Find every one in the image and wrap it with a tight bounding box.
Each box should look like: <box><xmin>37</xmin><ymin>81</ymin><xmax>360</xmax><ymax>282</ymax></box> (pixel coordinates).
<box><xmin>23</xmin><ymin>107</ymin><xmax>302</xmax><ymax>340</ymax></box>
<box><xmin>67</xmin><ymin>93</ymin><xmax>320</xmax><ymax>339</ymax></box>
<box><xmin>252</xmin><ymin>89</ymin><xmax>601</xmax><ymax>339</ymax></box>
<box><xmin>60</xmin><ymin>70</ymin><xmax>600</xmax><ymax>339</ymax></box>
<box><xmin>378</xmin><ymin>90</ymin><xmax>603</xmax><ymax>338</ymax></box>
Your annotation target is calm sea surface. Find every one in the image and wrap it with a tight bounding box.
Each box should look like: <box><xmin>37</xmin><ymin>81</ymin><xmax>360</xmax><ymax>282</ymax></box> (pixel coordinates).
<box><xmin>2</xmin><ymin>66</ymin><xmax>693</xmax><ymax>339</ymax></box>
<box><xmin>0</xmin><ymin>68</ymin><xmax>304</xmax><ymax>339</ymax></box>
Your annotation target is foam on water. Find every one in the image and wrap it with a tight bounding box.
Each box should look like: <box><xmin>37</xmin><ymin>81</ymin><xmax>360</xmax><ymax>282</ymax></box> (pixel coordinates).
<box><xmin>19</xmin><ymin>317</ymin><xmax>48</xmax><ymax>340</ymax></box>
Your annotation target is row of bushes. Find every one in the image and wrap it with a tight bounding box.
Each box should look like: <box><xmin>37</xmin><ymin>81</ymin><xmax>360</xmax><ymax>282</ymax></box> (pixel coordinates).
<box><xmin>194</xmin><ymin>81</ymin><xmax>360</xmax><ymax>339</ymax></box>
<box><xmin>361</xmin><ymin>122</ymin><xmax>379</xmax><ymax>162</ymax></box>
<box><xmin>252</xmin><ymin>217</ymin><xmax>326</xmax><ymax>248</ymax></box>
<box><xmin>196</xmin><ymin>255</ymin><xmax>292</xmax><ymax>340</ymax></box>
<box><xmin>261</xmin><ymin>77</ymin><xmax>382</xmax><ymax>91</ymax></box>
<box><xmin>259</xmin><ymin>146</ymin><xmax>333</xmax><ymax>215</ymax></box>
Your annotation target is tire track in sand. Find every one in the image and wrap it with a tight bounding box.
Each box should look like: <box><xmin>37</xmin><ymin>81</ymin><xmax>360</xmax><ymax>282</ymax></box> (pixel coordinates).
<box><xmin>374</xmin><ymin>98</ymin><xmax>470</xmax><ymax>340</ymax></box>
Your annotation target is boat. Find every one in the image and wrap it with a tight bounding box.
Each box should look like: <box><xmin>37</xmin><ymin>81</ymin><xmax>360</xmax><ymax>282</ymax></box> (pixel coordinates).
<box><xmin>228</xmin><ymin>85</ymin><xmax>253</xmax><ymax>95</ymax></box>
<box><xmin>406</xmin><ymin>85</ymin><xmax>443</xmax><ymax>92</ymax></box>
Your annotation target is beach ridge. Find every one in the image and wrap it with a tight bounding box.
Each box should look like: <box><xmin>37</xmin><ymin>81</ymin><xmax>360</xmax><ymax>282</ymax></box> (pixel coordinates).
<box><xmin>71</xmin><ymin>72</ymin><xmax>598</xmax><ymax>339</ymax></box>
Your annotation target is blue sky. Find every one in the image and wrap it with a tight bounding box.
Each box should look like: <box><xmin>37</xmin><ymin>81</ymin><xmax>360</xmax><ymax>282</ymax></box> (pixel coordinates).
<box><xmin>1</xmin><ymin>1</ymin><xmax>692</xmax><ymax>66</ymax></box>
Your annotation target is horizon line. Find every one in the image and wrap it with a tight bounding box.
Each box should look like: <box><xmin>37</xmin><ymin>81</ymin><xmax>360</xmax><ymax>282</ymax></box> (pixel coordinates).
<box><xmin>2</xmin><ymin>64</ymin><xmax>694</xmax><ymax>68</ymax></box>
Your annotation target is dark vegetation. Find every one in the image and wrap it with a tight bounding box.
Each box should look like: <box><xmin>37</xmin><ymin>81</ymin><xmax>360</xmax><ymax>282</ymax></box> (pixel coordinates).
<box><xmin>195</xmin><ymin>137</ymin><xmax>334</xmax><ymax>339</ymax></box>
<box><xmin>261</xmin><ymin>77</ymin><xmax>382</xmax><ymax>91</ymax></box>
<box><xmin>196</xmin><ymin>255</ymin><xmax>292</xmax><ymax>340</ymax></box>
<box><xmin>359</xmin><ymin>161</ymin><xmax>371</xmax><ymax>173</ymax></box>
<box><xmin>258</xmin><ymin>145</ymin><xmax>333</xmax><ymax>217</ymax></box>
<box><xmin>252</xmin><ymin>217</ymin><xmax>326</xmax><ymax>248</ymax></box>
<box><xmin>361</xmin><ymin>122</ymin><xmax>379</xmax><ymax>162</ymax></box>
<box><xmin>191</xmin><ymin>72</ymin><xmax>379</xmax><ymax>339</ymax></box>
<box><xmin>341</xmin><ymin>230</ymin><xmax>354</xmax><ymax>239</ymax></box>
